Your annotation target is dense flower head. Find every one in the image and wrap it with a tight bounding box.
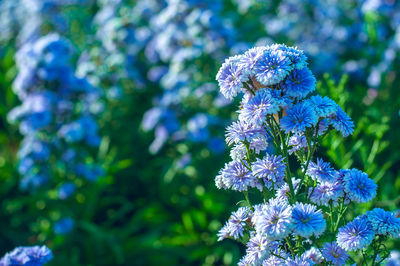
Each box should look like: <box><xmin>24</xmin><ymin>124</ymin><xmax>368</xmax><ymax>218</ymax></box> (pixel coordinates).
<box><xmin>328</xmin><ymin>106</ymin><xmax>354</xmax><ymax>137</ymax></box>
<box><xmin>288</xmin><ymin>134</ymin><xmax>307</xmax><ymax>154</ymax></box>
<box><xmin>309</xmin><ymin>179</ymin><xmax>344</xmax><ymax>206</ymax></box>
<box><xmin>322</xmin><ymin>242</ymin><xmax>349</xmax><ymax>265</ymax></box>
<box><xmin>242</xmin><ymin>234</ymin><xmax>272</xmax><ymax>265</ymax></box>
<box><xmin>216</xmin><ymin>55</ymin><xmax>247</xmax><ymax>100</ymax></box>
<box><xmin>366</xmin><ymin>208</ymin><xmax>400</xmax><ymax>238</ymax></box>
<box><xmin>285</xmin><ymin>254</ymin><xmax>315</xmax><ymax>266</ymax></box>
<box><xmin>283</xmin><ymin>67</ymin><xmax>316</xmax><ymax>99</ymax></box>
<box><xmin>252</xmin><ymin>198</ymin><xmax>293</xmax><ymax>240</ymax></box>
<box><xmin>308</xmin><ymin>95</ymin><xmax>338</xmax><ymax>118</ymax></box>
<box><xmin>280</xmin><ymin>102</ymin><xmax>318</xmax><ymax>134</ymax></box>
<box><xmin>337</xmin><ymin>216</ymin><xmax>375</xmax><ymax>251</ymax></box>
<box><xmin>0</xmin><ymin>245</ymin><xmax>53</xmax><ymax>266</ymax></box>
<box><xmin>215</xmin><ymin>161</ymin><xmax>259</xmax><ymax>192</ymax></box>
<box><xmin>342</xmin><ymin>169</ymin><xmax>377</xmax><ymax>203</ymax></box>
<box><xmin>239</xmin><ymin>89</ymin><xmax>280</xmax><ymax>126</ymax></box>
<box><xmin>218</xmin><ymin>207</ymin><xmax>252</xmax><ymax>241</ymax></box>
<box><xmin>225</xmin><ymin>120</ymin><xmax>264</xmax><ymax>145</ymax></box>
<box><xmin>251</xmin><ymin>154</ymin><xmax>286</xmax><ymax>189</ymax></box>
<box><xmin>291</xmin><ymin>203</ymin><xmax>326</xmax><ymax>238</ymax></box>
<box><xmin>239</xmin><ymin>46</ymin><xmax>266</xmax><ymax>76</ymax></box>
<box><xmin>254</xmin><ymin>48</ymin><xmax>293</xmax><ymax>86</ymax></box>
<box><xmin>306</xmin><ymin>158</ymin><xmax>336</xmax><ymax>182</ymax></box>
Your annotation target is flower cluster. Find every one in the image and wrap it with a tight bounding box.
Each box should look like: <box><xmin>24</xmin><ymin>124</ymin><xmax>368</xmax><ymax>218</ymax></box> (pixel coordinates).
<box><xmin>8</xmin><ymin>33</ymin><xmax>103</xmax><ymax>193</ymax></box>
<box><xmin>0</xmin><ymin>245</ymin><xmax>53</xmax><ymax>266</ymax></box>
<box><xmin>214</xmin><ymin>44</ymin><xmax>399</xmax><ymax>265</ymax></box>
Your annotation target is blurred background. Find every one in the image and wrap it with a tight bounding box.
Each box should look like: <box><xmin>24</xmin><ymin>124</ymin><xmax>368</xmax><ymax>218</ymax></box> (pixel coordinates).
<box><xmin>0</xmin><ymin>0</ymin><xmax>399</xmax><ymax>265</ymax></box>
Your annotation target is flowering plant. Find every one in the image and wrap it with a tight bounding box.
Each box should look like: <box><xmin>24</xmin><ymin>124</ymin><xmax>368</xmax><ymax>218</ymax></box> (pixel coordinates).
<box><xmin>215</xmin><ymin>44</ymin><xmax>400</xmax><ymax>265</ymax></box>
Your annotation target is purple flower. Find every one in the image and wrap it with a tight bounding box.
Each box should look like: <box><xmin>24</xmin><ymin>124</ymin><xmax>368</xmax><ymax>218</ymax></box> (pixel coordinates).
<box><xmin>252</xmin><ymin>154</ymin><xmax>286</xmax><ymax>189</ymax></box>
<box><xmin>217</xmin><ymin>207</ymin><xmax>252</xmax><ymax>241</ymax></box>
<box><xmin>216</xmin><ymin>55</ymin><xmax>247</xmax><ymax>100</ymax></box>
<box><xmin>216</xmin><ymin>161</ymin><xmax>260</xmax><ymax>192</ymax></box>
<box><xmin>225</xmin><ymin>120</ymin><xmax>263</xmax><ymax>145</ymax></box>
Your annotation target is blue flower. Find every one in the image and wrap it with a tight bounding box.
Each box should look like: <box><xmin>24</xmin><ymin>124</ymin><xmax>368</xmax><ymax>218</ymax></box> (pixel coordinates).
<box><xmin>218</xmin><ymin>207</ymin><xmax>252</xmax><ymax>241</ymax></box>
<box><xmin>252</xmin><ymin>198</ymin><xmax>293</xmax><ymax>240</ymax></box>
<box><xmin>285</xmin><ymin>254</ymin><xmax>315</xmax><ymax>266</ymax></box>
<box><xmin>366</xmin><ymin>208</ymin><xmax>400</xmax><ymax>238</ymax></box>
<box><xmin>58</xmin><ymin>182</ymin><xmax>76</xmax><ymax>200</ymax></box>
<box><xmin>322</xmin><ymin>242</ymin><xmax>349</xmax><ymax>265</ymax></box>
<box><xmin>308</xmin><ymin>95</ymin><xmax>337</xmax><ymax>118</ymax></box>
<box><xmin>225</xmin><ymin>120</ymin><xmax>263</xmax><ymax>145</ymax></box>
<box><xmin>239</xmin><ymin>46</ymin><xmax>266</xmax><ymax>75</ymax></box>
<box><xmin>306</xmin><ymin>158</ymin><xmax>336</xmax><ymax>182</ymax></box>
<box><xmin>280</xmin><ymin>102</ymin><xmax>318</xmax><ymax>133</ymax></box>
<box><xmin>244</xmin><ymin>234</ymin><xmax>273</xmax><ymax>265</ymax></box>
<box><xmin>275</xmin><ymin>178</ymin><xmax>301</xmax><ymax>201</ymax></box>
<box><xmin>343</xmin><ymin>169</ymin><xmax>377</xmax><ymax>203</ymax></box>
<box><xmin>0</xmin><ymin>245</ymin><xmax>53</xmax><ymax>266</ymax></box>
<box><xmin>283</xmin><ymin>67</ymin><xmax>316</xmax><ymax>99</ymax></box>
<box><xmin>337</xmin><ymin>216</ymin><xmax>375</xmax><ymax>251</ymax></box>
<box><xmin>291</xmin><ymin>203</ymin><xmax>326</xmax><ymax>238</ymax></box>
<box><xmin>254</xmin><ymin>49</ymin><xmax>292</xmax><ymax>86</ymax></box>
<box><xmin>54</xmin><ymin>217</ymin><xmax>75</xmax><ymax>234</ymax></box>
<box><xmin>309</xmin><ymin>179</ymin><xmax>344</xmax><ymax>206</ymax></box>
<box><xmin>328</xmin><ymin>106</ymin><xmax>354</xmax><ymax>137</ymax></box>
<box><xmin>288</xmin><ymin>134</ymin><xmax>307</xmax><ymax>154</ymax></box>
<box><xmin>239</xmin><ymin>89</ymin><xmax>280</xmax><ymax>126</ymax></box>
<box><xmin>216</xmin><ymin>161</ymin><xmax>260</xmax><ymax>192</ymax></box>
<box><xmin>252</xmin><ymin>154</ymin><xmax>286</xmax><ymax>189</ymax></box>
<box><xmin>216</xmin><ymin>55</ymin><xmax>247</xmax><ymax>100</ymax></box>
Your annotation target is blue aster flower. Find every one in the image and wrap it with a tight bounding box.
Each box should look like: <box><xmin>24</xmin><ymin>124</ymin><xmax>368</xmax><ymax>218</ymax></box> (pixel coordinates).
<box><xmin>225</xmin><ymin>120</ymin><xmax>263</xmax><ymax>145</ymax></box>
<box><xmin>239</xmin><ymin>46</ymin><xmax>265</xmax><ymax>75</ymax></box>
<box><xmin>252</xmin><ymin>154</ymin><xmax>286</xmax><ymax>189</ymax></box>
<box><xmin>366</xmin><ymin>208</ymin><xmax>400</xmax><ymax>238</ymax></box>
<box><xmin>216</xmin><ymin>55</ymin><xmax>247</xmax><ymax>100</ymax></box>
<box><xmin>309</xmin><ymin>179</ymin><xmax>344</xmax><ymax>206</ymax></box>
<box><xmin>283</xmin><ymin>67</ymin><xmax>316</xmax><ymax>99</ymax></box>
<box><xmin>216</xmin><ymin>161</ymin><xmax>259</xmax><ymax>192</ymax></box>
<box><xmin>280</xmin><ymin>102</ymin><xmax>318</xmax><ymax>134</ymax></box>
<box><xmin>0</xmin><ymin>245</ymin><xmax>53</xmax><ymax>266</ymax></box>
<box><xmin>276</xmin><ymin>178</ymin><xmax>301</xmax><ymax>201</ymax></box>
<box><xmin>239</xmin><ymin>89</ymin><xmax>280</xmax><ymax>126</ymax></box>
<box><xmin>244</xmin><ymin>234</ymin><xmax>272</xmax><ymax>265</ymax></box>
<box><xmin>337</xmin><ymin>216</ymin><xmax>375</xmax><ymax>251</ymax></box>
<box><xmin>262</xmin><ymin>256</ymin><xmax>285</xmax><ymax>265</ymax></box>
<box><xmin>328</xmin><ymin>106</ymin><xmax>354</xmax><ymax>137</ymax></box>
<box><xmin>291</xmin><ymin>203</ymin><xmax>326</xmax><ymax>238</ymax></box>
<box><xmin>322</xmin><ymin>242</ymin><xmax>349</xmax><ymax>266</ymax></box>
<box><xmin>254</xmin><ymin>49</ymin><xmax>292</xmax><ymax>86</ymax></box>
<box><xmin>308</xmin><ymin>95</ymin><xmax>338</xmax><ymax>118</ymax></box>
<box><xmin>288</xmin><ymin>134</ymin><xmax>307</xmax><ymax>154</ymax></box>
<box><xmin>217</xmin><ymin>207</ymin><xmax>252</xmax><ymax>241</ymax></box>
<box><xmin>285</xmin><ymin>254</ymin><xmax>315</xmax><ymax>266</ymax></box>
<box><xmin>252</xmin><ymin>198</ymin><xmax>293</xmax><ymax>240</ymax></box>
<box><xmin>343</xmin><ymin>169</ymin><xmax>377</xmax><ymax>203</ymax></box>
<box><xmin>306</xmin><ymin>158</ymin><xmax>336</xmax><ymax>182</ymax></box>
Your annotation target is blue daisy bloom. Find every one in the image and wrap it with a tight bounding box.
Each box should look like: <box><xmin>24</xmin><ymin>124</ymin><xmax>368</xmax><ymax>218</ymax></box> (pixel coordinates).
<box><xmin>239</xmin><ymin>46</ymin><xmax>266</xmax><ymax>75</ymax></box>
<box><xmin>288</xmin><ymin>134</ymin><xmax>307</xmax><ymax>154</ymax></box>
<box><xmin>309</xmin><ymin>179</ymin><xmax>344</xmax><ymax>207</ymax></box>
<box><xmin>308</xmin><ymin>95</ymin><xmax>338</xmax><ymax>118</ymax></box>
<box><xmin>280</xmin><ymin>102</ymin><xmax>318</xmax><ymax>134</ymax></box>
<box><xmin>252</xmin><ymin>198</ymin><xmax>293</xmax><ymax>240</ymax></box>
<box><xmin>283</xmin><ymin>67</ymin><xmax>316</xmax><ymax>99</ymax></box>
<box><xmin>291</xmin><ymin>203</ymin><xmax>326</xmax><ymax>238</ymax></box>
<box><xmin>285</xmin><ymin>254</ymin><xmax>315</xmax><ymax>266</ymax></box>
<box><xmin>271</xmin><ymin>44</ymin><xmax>308</xmax><ymax>70</ymax></box>
<box><xmin>225</xmin><ymin>120</ymin><xmax>264</xmax><ymax>145</ymax></box>
<box><xmin>217</xmin><ymin>161</ymin><xmax>260</xmax><ymax>192</ymax></box>
<box><xmin>262</xmin><ymin>255</ymin><xmax>285</xmax><ymax>265</ymax></box>
<box><xmin>322</xmin><ymin>242</ymin><xmax>349</xmax><ymax>265</ymax></box>
<box><xmin>216</xmin><ymin>55</ymin><xmax>247</xmax><ymax>100</ymax></box>
<box><xmin>218</xmin><ymin>206</ymin><xmax>252</xmax><ymax>241</ymax></box>
<box><xmin>306</xmin><ymin>158</ymin><xmax>336</xmax><ymax>182</ymax></box>
<box><xmin>244</xmin><ymin>234</ymin><xmax>272</xmax><ymax>265</ymax></box>
<box><xmin>329</xmin><ymin>106</ymin><xmax>354</xmax><ymax>137</ymax></box>
<box><xmin>254</xmin><ymin>49</ymin><xmax>292</xmax><ymax>86</ymax></box>
<box><xmin>337</xmin><ymin>216</ymin><xmax>375</xmax><ymax>251</ymax></box>
<box><xmin>366</xmin><ymin>208</ymin><xmax>400</xmax><ymax>238</ymax></box>
<box><xmin>239</xmin><ymin>89</ymin><xmax>280</xmax><ymax>126</ymax></box>
<box><xmin>0</xmin><ymin>245</ymin><xmax>53</xmax><ymax>266</ymax></box>
<box><xmin>252</xmin><ymin>154</ymin><xmax>286</xmax><ymax>189</ymax></box>
<box><xmin>343</xmin><ymin>169</ymin><xmax>377</xmax><ymax>203</ymax></box>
